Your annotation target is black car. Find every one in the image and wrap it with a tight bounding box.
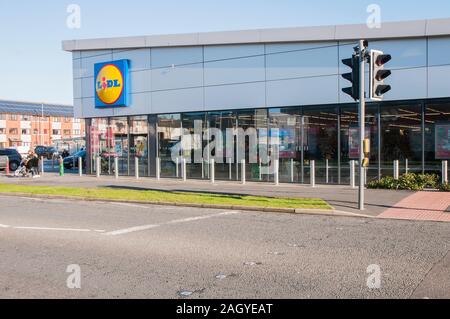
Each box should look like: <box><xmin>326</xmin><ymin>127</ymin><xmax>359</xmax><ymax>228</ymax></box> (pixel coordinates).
<box><xmin>63</xmin><ymin>150</ymin><xmax>86</xmax><ymax>169</ymax></box>
<box><xmin>35</xmin><ymin>146</ymin><xmax>58</xmax><ymax>160</ymax></box>
<box><xmin>0</xmin><ymin>149</ymin><xmax>22</xmax><ymax>171</ymax></box>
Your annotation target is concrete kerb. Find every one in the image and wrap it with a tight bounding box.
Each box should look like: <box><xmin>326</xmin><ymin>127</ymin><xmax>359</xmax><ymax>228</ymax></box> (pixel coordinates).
<box><xmin>0</xmin><ymin>191</ymin><xmax>371</xmax><ymax>218</ymax></box>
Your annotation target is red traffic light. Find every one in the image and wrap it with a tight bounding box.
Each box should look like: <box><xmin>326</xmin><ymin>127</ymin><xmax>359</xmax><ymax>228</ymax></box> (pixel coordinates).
<box><xmin>376</xmin><ymin>54</ymin><xmax>392</xmax><ymax>66</ymax></box>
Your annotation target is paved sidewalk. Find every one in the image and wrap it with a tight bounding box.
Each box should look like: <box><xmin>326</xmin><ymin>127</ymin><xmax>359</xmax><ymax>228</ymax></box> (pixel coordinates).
<box><xmin>379</xmin><ymin>191</ymin><xmax>450</xmax><ymax>222</ymax></box>
<box><xmin>1</xmin><ymin>174</ymin><xmax>415</xmax><ymax>218</ymax></box>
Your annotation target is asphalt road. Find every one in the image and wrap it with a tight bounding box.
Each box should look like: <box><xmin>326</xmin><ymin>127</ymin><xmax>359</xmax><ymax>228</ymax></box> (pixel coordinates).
<box><xmin>0</xmin><ymin>195</ymin><xmax>449</xmax><ymax>299</ymax></box>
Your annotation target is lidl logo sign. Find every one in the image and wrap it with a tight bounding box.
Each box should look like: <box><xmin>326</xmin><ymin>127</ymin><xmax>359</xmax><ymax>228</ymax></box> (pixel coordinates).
<box><xmin>94</xmin><ymin>60</ymin><xmax>129</xmax><ymax>108</ymax></box>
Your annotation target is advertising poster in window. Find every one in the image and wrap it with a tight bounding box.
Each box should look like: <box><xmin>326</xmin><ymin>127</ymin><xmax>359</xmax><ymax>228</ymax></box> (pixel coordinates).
<box><xmin>435</xmin><ymin>123</ymin><xmax>450</xmax><ymax>159</ymax></box>
<box><xmin>349</xmin><ymin>126</ymin><xmax>371</xmax><ymax>159</ymax></box>
<box><xmin>279</xmin><ymin>128</ymin><xmax>297</xmax><ymax>159</ymax></box>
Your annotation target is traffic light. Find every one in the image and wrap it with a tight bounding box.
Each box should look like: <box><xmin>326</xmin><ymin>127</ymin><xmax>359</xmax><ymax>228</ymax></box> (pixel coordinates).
<box><xmin>341</xmin><ymin>55</ymin><xmax>360</xmax><ymax>101</ymax></box>
<box><xmin>370</xmin><ymin>50</ymin><xmax>392</xmax><ymax>101</ymax></box>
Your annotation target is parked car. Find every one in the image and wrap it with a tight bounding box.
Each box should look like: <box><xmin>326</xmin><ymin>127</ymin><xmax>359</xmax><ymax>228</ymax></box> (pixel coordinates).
<box><xmin>63</xmin><ymin>150</ymin><xmax>86</xmax><ymax>169</ymax></box>
<box><xmin>0</xmin><ymin>148</ymin><xmax>23</xmax><ymax>171</ymax></box>
<box><xmin>34</xmin><ymin>146</ymin><xmax>58</xmax><ymax>160</ymax></box>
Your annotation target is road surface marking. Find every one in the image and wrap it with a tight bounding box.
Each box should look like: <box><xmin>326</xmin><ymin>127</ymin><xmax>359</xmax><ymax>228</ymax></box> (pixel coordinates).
<box><xmin>0</xmin><ymin>224</ymin><xmax>10</xmax><ymax>228</ymax></box>
<box><xmin>105</xmin><ymin>224</ymin><xmax>160</xmax><ymax>236</ymax></box>
<box><xmin>14</xmin><ymin>226</ymin><xmax>92</xmax><ymax>232</ymax></box>
<box><xmin>166</xmin><ymin>211</ymin><xmax>240</xmax><ymax>225</ymax></box>
<box><xmin>105</xmin><ymin>211</ymin><xmax>240</xmax><ymax>236</ymax></box>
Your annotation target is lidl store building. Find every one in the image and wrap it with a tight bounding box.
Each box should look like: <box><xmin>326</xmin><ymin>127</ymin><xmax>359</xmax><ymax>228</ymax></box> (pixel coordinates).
<box><xmin>63</xmin><ymin>18</ymin><xmax>450</xmax><ymax>184</ymax></box>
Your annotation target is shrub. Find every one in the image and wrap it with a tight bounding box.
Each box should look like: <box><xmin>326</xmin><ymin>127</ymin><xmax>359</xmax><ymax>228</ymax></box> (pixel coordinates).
<box><xmin>415</xmin><ymin>174</ymin><xmax>439</xmax><ymax>189</ymax></box>
<box><xmin>439</xmin><ymin>183</ymin><xmax>450</xmax><ymax>192</ymax></box>
<box><xmin>367</xmin><ymin>173</ymin><xmax>440</xmax><ymax>191</ymax></box>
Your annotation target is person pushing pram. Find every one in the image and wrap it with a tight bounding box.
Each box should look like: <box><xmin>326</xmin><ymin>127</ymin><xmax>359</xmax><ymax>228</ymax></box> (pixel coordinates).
<box><xmin>14</xmin><ymin>150</ymin><xmax>40</xmax><ymax>178</ymax></box>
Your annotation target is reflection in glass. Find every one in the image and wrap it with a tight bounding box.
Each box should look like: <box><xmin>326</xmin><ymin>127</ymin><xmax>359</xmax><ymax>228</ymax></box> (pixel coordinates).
<box><xmin>380</xmin><ymin>104</ymin><xmax>422</xmax><ymax>176</ymax></box>
<box><xmin>130</xmin><ymin>116</ymin><xmax>149</xmax><ymax>177</ymax></box>
<box><xmin>340</xmin><ymin>105</ymin><xmax>379</xmax><ymax>183</ymax></box>
<box><xmin>110</xmin><ymin>117</ymin><xmax>129</xmax><ymax>176</ymax></box>
<box><xmin>425</xmin><ymin>103</ymin><xmax>450</xmax><ymax>175</ymax></box>
<box><xmin>158</xmin><ymin>114</ymin><xmax>181</xmax><ymax>178</ymax></box>
<box><xmin>303</xmin><ymin>106</ymin><xmax>338</xmax><ymax>184</ymax></box>
<box><xmin>269</xmin><ymin>108</ymin><xmax>301</xmax><ymax>183</ymax></box>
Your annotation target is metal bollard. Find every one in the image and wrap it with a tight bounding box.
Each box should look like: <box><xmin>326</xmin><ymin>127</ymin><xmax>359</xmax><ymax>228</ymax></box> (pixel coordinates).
<box><xmin>325</xmin><ymin>159</ymin><xmax>329</xmax><ymax>184</ymax></box>
<box><xmin>78</xmin><ymin>157</ymin><xmax>82</xmax><ymax>177</ymax></box>
<box><xmin>201</xmin><ymin>160</ymin><xmax>204</xmax><ymax>179</ymax></box>
<box><xmin>228</xmin><ymin>159</ymin><xmax>232</xmax><ymax>180</ymax></box>
<box><xmin>350</xmin><ymin>160</ymin><xmax>356</xmax><ymax>188</ymax></box>
<box><xmin>405</xmin><ymin>158</ymin><xmax>409</xmax><ymax>174</ymax></box>
<box><xmin>135</xmin><ymin>157</ymin><xmax>139</xmax><ymax>180</ymax></box>
<box><xmin>210</xmin><ymin>159</ymin><xmax>215</xmax><ymax>184</ymax></box>
<box><xmin>241</xmin><ymin>159</ymin><xmax>246</xmax><ymax>185</ymax></box>
<box><xmin>156</xmin><ymin>157</ymin><xmax>161</xmax><ymax>181</ymax></box>
<box><xmin>394</xmin><ymin>160</ymin><xmax>399</xmax><ymax>180</ymax></box>
<box><xmin>274</xmin><ymin>159</ymin><xmax>279</xmax><ymax>186</ymax></box>
<box><xmin>176</xmin><ymin>157</ymin><xmax>179</xmax><ymax>178</ymax></box>
<box><xmin>290</xmin><ymin>159</ymin><xmax>294</xmax><ymax>183</ymax></box>
<box><xmin>40</xmin><ymin>157</ymin><xmax>44</xmax><ymax>176</ymax></box>
<box><xmin>310</xmin><ymin>160</ymin><xmax>316</xmax><ymax>187</ymax></box>
<box><xmin>96</xmin><ymin>156</ymin><xmax>101</xmax><ymax>178</ymax></box>
<box><xmin>6</xmin><ymin>157</ymin><xmax>9</xmax><ymax>176</ymax></box>
<box><xmin>442</xmin><ymin>160</ymin><xmax>448</xmax><ymax>184</ymax></box>
<box><xmin>260</xmin><ymin>158</ymin><xmax>263</xmax><ymax>181</ymax></box>
<box><xmin>182</xmin><ymin>158</ymin><xmax>187</xmax><ymax>182</ymax></box>
<box><xmin>114</xmin><ymin>157</ymin><xmax>119</xmax><ymax>179</ymax></box>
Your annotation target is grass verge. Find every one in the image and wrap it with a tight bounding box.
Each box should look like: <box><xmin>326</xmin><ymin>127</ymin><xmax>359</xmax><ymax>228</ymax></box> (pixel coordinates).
<box><xmin>0</xmin><ymin>183</ymin><xmax>331</xmax><ymax>210</ymax></box>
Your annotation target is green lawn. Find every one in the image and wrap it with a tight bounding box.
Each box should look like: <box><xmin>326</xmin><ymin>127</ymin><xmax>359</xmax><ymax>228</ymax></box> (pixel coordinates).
<box><xmin>0</xmin><ymin>183</ymin><xmax>331</xmax><ymax>210</ymax></box>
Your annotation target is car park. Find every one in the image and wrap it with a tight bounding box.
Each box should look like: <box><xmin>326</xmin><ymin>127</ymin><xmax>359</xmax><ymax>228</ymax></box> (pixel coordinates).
<box><xmin>63</xmin><ymin>150</ymin><xmax>86</xmax><ymax>169</ymax></box>
<box><xmin>34</xmin><ymin>146</ymin><xmax>58</xmax><ymax>160</ymax></box>
<box><xmin>0</xmin><ymin>148</ymin><xmax>23</xmax><ymax>171</ymax></box>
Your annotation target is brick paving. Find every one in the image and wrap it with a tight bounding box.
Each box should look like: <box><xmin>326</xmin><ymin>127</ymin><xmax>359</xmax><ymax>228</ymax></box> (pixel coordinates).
<box><xmin>379</xmin><ymin>191</ymin><xmax>450</xmax><ymax>222</ymax></box>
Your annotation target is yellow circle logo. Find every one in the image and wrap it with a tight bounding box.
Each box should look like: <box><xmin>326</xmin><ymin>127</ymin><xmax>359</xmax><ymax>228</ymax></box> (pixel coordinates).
<box><xmin>95</xmin><ymin>64</ymin><xmax>124</xmax><ymax>105</ymax></box>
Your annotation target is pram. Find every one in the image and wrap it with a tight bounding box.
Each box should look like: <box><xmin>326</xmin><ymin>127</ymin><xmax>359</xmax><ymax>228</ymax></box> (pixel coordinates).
<box><xmin>14</xmin><ymin>157</ymin><xmax>39</xmax><ymax>178</ymax></box>
<box><xmin>14</xmin><ymin>158</ymin><xmax>30</xmax><ymax>177</ymax></box>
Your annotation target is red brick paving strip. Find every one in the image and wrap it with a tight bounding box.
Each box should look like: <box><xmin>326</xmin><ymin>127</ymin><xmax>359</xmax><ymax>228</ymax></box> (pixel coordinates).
<box><xmin>379</xmin><ymin>191</ymin><xmax>450</xmax><ymax>222</ymax></box>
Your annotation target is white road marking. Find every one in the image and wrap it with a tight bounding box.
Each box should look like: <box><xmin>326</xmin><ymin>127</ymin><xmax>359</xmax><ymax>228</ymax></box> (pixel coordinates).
<box><xmin>0</xmin><ymin>224</ymin><xmax>11</xmax><ymax>228</ymax></box>
<box><xmin>105</xmin><ymin>224</ymin><xmax>160</xmax><ymax>236</ymax></box>
<box><xmin>166</xmin><ymin>211</ymin><xmax>240</xmax><ymax>225</ymax></box>
<box><xmin>105</xmin><ymin>211</ymin><xmax>240</xmax><ymax>236</ymax></box>
<box><xmin>14</xmin><ymin>226</ymin><xmax>92</xmax><ymax>232</ymax></box>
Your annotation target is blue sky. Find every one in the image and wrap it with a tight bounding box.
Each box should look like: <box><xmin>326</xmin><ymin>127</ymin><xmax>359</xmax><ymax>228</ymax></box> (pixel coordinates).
<box><xmin>0</xmin><ymin>0</ymin><xmax>449</xmax><ymax>105</ymax></box>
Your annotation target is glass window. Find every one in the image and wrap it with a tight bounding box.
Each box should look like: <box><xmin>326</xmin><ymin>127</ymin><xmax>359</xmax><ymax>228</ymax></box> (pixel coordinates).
<box><xmin>9</xmin><ymin>128</ymin><xmax>18</xmax><ymax>135</ymax></box>
<box><xmin>130</xmin><ymin>116</ymin><xmax>149</xmax><ymax>177</ymax></box>
<box><xmin>182</xmin><ymin>113</ymin><xmax>207</xmax><ymax>179</ymax></box>
<box><xmin>425</xmin><ymin>102</ymin><xmax>450</xmax><ymax>175</ymax></box>
<box><xmin>0</xmin><ymin>128</ymin><xmax>6</xmax><ymax>134</ymax></box>
<box><xmin>207</xmin><ymin>111</ymin><xmax>237</xmax><ymax>181</ymax></box>
<box><xmin>0</xmin><ymin>114</ymin><xmax>6</xmax><ymax>120</ymax></box>
<box><xmin>235</xmin><ymin>109</ymin><xmax>269</xmax><ymax>182</ymax></box>
<box><xmin>9</xmin><ymin>114</ymin><xmax>18</xmax><ymax>121</ymax></box>
<box><xmin>158</xmin><ymin>114</ymin><xmax>181</xmax><ymax>178</ymax></box>
<box><xmin>340</xmin><ymin>105</ymin><xmax>379</xmax><ymax>184</ymax></box>
<box><xmin>89</xmin><ymin>118</ymin><xmax>111</xmax><ymax>175</ymax></box>
<box><xmin>269</xmin><ymin>107</ymin><xmax>302</xmax><ymax>183</ymax></box>
<box><xmin>110</xmin><ymin>117</ymin><xmax>129</xmax><ymax>176</ymax></box>
<box><xmin>303</xmin><ymin>106</ymin><xmax>339</xmax><ymax>184</ymax></box>
<box><xmin>380</xmin><ymin>104</ymin><xmax>422</xmax><ymax>176</ymax></box>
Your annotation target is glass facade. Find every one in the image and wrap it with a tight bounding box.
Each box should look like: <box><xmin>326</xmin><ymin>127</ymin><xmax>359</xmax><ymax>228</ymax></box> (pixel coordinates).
<box><xmin>86</xmin><ymin>99</ymin><xmax>450</xmax><ymax>184</ymax></box>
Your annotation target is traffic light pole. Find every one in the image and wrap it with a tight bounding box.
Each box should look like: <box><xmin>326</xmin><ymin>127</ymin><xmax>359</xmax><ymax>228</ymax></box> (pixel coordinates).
<box><xmin>358</xmin><ymin>40</ymin><xmax>366</xmax><ymax>211</ymax></box>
